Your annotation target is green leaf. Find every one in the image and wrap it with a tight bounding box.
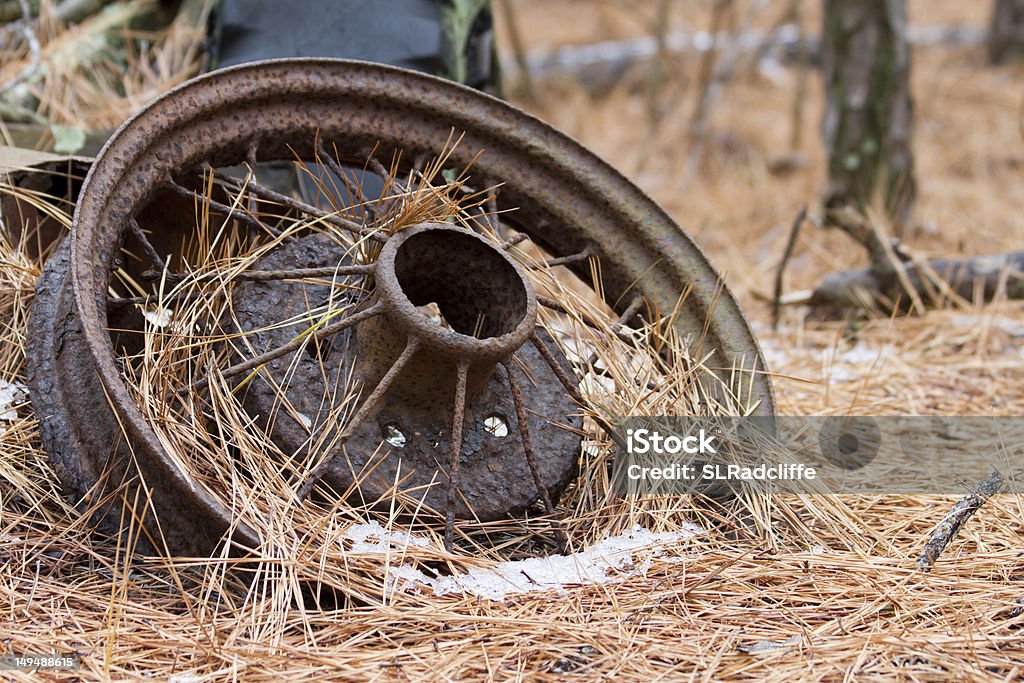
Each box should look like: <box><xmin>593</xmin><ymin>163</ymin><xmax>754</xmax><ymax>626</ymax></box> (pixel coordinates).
<box><xmin>50</xmin><ymin>124</ymin><xmax>87</xmax><ymax>155</ymax></box>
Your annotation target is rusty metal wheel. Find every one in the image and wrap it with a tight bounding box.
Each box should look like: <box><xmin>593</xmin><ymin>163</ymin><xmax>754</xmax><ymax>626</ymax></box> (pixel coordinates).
<box><xmin>27</xmin><ymin>59</ymin><xmax>774</xmax><ymax>556</ymax></box>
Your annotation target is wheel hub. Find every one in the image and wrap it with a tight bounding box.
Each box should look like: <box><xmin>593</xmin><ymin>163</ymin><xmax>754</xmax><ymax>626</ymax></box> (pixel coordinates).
<box><xmin>233</xmin><ymin>223</ymin><xmax>580</xmax><ymax>520</ymax></box>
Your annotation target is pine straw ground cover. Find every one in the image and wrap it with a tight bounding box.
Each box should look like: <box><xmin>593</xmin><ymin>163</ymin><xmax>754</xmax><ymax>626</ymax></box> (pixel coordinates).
<box><xmin>0</xmin><ymin>2</ymin><xmax>1023</xmax><ymax>681</ymax></box>
<box><xmin>0</xmin><ymin>153</ymin><xmax>1021</xmax><ymax>683</ymax></box>
<box><xmin>0</xmin><ymin>0</ymin><xmax>210</xmax><ymax>136</ymax></box>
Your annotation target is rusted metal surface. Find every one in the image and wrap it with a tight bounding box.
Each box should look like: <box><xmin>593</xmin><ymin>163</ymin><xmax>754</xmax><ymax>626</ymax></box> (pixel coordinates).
<box><xmin>28</xmin><ymin>243</ymin><xmax>226</xmax><ymax>554</ymax></box>
<box><xmin>235</xmin><ymin>224</ymin><xmax>581</xmax><ymax>523</ymax></box>
<box><xmin>26</xmin><ymin>58</ymin><xmax>774</xmax><ymax>556</ymax></box>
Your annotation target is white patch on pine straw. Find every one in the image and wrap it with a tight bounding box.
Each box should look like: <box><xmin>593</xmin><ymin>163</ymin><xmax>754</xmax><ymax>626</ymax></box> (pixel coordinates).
<box><xmin>384</xmin><ymin>524</ymin><xmax>703</xmax><ymax>602</ymax></box>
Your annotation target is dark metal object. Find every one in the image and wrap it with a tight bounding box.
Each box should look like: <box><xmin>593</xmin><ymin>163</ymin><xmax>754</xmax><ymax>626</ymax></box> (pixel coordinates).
<box><xmin>234</xmin><ymin>224</ymin><xmax>581</xmax><ymax>525</ymax></box>
<box><xmin>209</xmin><ymin>0</ymin><xmax>498</xmax><ymax>90</ymax></box>
<box><xmin>26</xmin><ymin>59</ymin><xmax>773</xmax><ymax>556</ymax></box>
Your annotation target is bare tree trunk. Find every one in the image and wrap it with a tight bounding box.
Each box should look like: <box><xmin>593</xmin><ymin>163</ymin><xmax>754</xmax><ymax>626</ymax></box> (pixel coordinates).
<box><xmin>821</xmin><ymin>0</ymin><xmax>915</xmax><ymax>231</ymax></box>
<box><xmin>988</xmin><ymin>0</ymin><xmax>1024</xmax><ymax>63</ymax></box>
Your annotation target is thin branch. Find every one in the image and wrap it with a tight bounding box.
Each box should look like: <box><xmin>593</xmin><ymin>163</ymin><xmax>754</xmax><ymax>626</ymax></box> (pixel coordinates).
<box><xmin>788</xmin><ymin>0</ymin><xmax>808</xmax><ymax>152</ymax></box>
<box><xmin>772</xmin><ymin>204</ymin><xmax>806</xmax><ymax>330</ymax></box>
<box><xmin>634</xmin><ymin>0</ymin><xmax>675</xmax><ymax>172</ymax></box>
<box><xmin>685</xmin><ymin>0</ymin><xmax>770</xmax><ymax>180</ymax></box>
<box><xmin>916</xmin><ymin>470</ymin><xmax>1004</xmax><ymax>571</ymax></box>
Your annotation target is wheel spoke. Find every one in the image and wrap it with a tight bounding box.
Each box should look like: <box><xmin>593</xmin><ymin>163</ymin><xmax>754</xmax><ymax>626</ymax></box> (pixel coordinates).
<box><xmin>574</xmin><ymin>296</ymin><xmax>658</xmax><ymax>390</ymax></box>
<box><xmin>502</xmin><ymin>232</ymin><xmax>528</xmax><ymax>249</ymax></box>
<box><xmin>212</xmin><ymin>170</ymin><xmax>385</xmax><ymax>243</ymax></box>
<box><xmin>412</xmin><ymin>152</ymin><xmax>430</xmax><ymax>173</ymax></box>
<box><xmin>504</xmin><ymin>361</ymin><xmax>569</xmax><ymax>549</ymax></box>
<box><xmin>536</xmin><ymin>294</ymin><xmax>639</xmax><ymax>344</ymax></box>
<box><xmin>444</xmin><ymin>361</ymin><xmax>470</xmax><ymax>552</ymax></box>
<box><xmin>127</xmin><ymin>219</ymin><xmax>168</xmax><ymax>272</ymax></box>
<box><xmin>502</xmin><ymin>361</ymin><xmax>555</xmax><ymax>514</ymax></box>
<box><xmin>245</xmin><ymin>142</ymin><xmax>259</xmax><ymax>214</ymax></box>
<box><xmin>142</xmin><ymin>263</ymin><xmax>373</xmax><ymax>285</ymax></box>
<box><xmin>530</xmin><ymin>333</ymin><xmax>621</xmax><ymax>445</ymax></box>
<box><xmin>295</xmin><ymin>335</ymin><xmax>422</xmax><ymax>501</ymax></box>
<box><xmin>164</xmin><ymin>179</ymin><xmax>278</xmax><ymax>236</ymax></box>
<box><xmin>536</xmin><ymin>294</ymin><xmax>616</xmax><ymax>336</ymax></box>
<box><xmin>529</xmin><ymin>247</ymin><xmax>594</xmax><ymax>270</ymax></box>
<box><xmin>584</xmin><ymin>295</ymin><xmax>644</xmax><ymax>369</ymax></box>
<box><xmin>529</xmin><ymin>333</ymin><xmax>586</xmax><ymax>406</ymax></box>
<box><xmin>485</xmin><ymin>185</ymin><xmax>501</xmax><ymax>234</ymax></box>
<box><xmin>315</xmin><ymin>140</ymin><xmax>365</xmax><ymax>203</ymax></box>
<box><xmin>367</xmin><ymin>156</ymin><xmax>409</xmax><ymax>193</ymax></box>
<box><xmin>615</xmin><ymin>295</ymin><xmax>646</xmax><ymax>327</ymax></box>
<box><xmin>187</xmin><ymin>300</ymin><xmax>384</xmax><ymax>393</ymax></box>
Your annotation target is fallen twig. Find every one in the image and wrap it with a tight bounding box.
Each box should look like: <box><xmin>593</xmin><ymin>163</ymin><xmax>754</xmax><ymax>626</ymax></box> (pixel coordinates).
<box><xmin>808</xmin><ymin>250</ymin><xmax>1024</xmax><ymax>313</ymax></box>
<box><xmin>916</xmin><ymin>470</ymin><xmax>1004</xmax><ymax>571</ymax></box>
<box><xmin>507</xmin><ymin>23</ymin><xmax>985</xmax><ymax>86</ymax></box>
<box><xmin>772</xmin><ymin>204</ymin><xmax>808</xmax><ymax>330</ymax></box>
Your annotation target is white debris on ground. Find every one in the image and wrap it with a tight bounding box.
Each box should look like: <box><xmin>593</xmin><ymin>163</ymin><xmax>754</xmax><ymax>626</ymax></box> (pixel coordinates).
<box><xmin>757</xmin><ymin>342</ymin><xmax>795</xmax><ymax>374</ymax></box>
<box><xmin>758</xmin><ymin>334</ymin><xmax>891</xmax><ymax>384</ymax></box>
<box><xmin>386</xmin><ymin>524</ymin><xmax>704</xmax><ymax>602</ymax></box>
<box><xmin>822</xmin><ymin>343</ymin><xmax>892</xmax><ymax>382</ymax></box>
<box><xmin>951</xmin><ymin>314</ymin><xmax>1024</xmax><ymax>338</ymax></box>
<box><xmin>167</xmin><ymin>673</ymin><xmax>203</xmax><ymax>683</ymax></box>
<box><xmin>341</xmin><ymin>520</ymin><xmax>430</xmax><ymax>553</ymax></box>
<box><xmin>0</xmin><ymin>380</ymin><xmax>28</xmax><ymax>431</ymax></box>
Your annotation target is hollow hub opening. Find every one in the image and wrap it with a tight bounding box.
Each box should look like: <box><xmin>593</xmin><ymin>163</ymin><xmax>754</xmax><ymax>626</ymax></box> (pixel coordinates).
<box><xmin>374</xmin><ymin>223</ymin><xmax>537</xmax><ymax>361</ymax></box>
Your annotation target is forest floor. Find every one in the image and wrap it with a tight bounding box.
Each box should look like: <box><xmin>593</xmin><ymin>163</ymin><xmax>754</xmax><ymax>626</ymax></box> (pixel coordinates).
<box><xmin>0</xmin><ymin>1</ymin><xmax>1022</xmax><ymax>680</ymax></box>
<box><xmin>510</xmin><ymin>0</ymin><xmax>1024</xmax><ymax>418</ymax></box>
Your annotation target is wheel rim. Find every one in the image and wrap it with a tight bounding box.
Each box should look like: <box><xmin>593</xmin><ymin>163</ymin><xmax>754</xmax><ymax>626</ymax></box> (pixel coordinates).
<box><xmin>29</xmin><ymin>58</ymin><xmax>774</xmax><ymax>555</ymax></box>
